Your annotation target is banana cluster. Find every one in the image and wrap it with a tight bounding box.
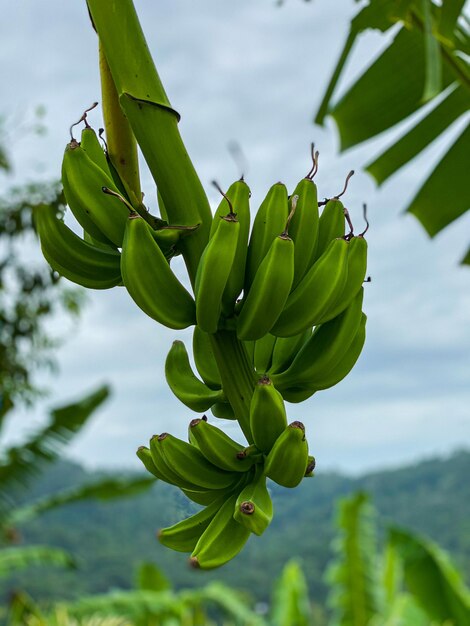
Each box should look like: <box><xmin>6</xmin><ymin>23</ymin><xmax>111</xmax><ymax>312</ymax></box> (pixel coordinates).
<box><xmin>35</xmin><ymin>123</ymin><xmax>199</xmax><ymax>329</ymax></box>
<box><xmin>37</xmin><ymin>116</ymin><xmax>369</xmax><ymax>569</ymax></box>
<box><xmin>137</xmin><ymin>410</ymin><xmax>311</xmax><ymax>570</ymax></box>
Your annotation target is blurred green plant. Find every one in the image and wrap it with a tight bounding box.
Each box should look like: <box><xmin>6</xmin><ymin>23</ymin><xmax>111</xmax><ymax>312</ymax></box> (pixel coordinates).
<box><xmin>314</xmin><ymin>0</ymin><xmax>470</xmax><ymax>264</ymax></box>
<box><xmin>6</xmin><ymin>491</ymin><xmax>469</xmax><ymax>625</ymax></box>
<box><xmin>326</xmin><ymin>492</ymin><xmax>470</xmax><ymax>625</ymax></box>
<box><xmin>0</xmin><ymin>116</ymin><xmax>83</xmax><ymax>416</ymax></box>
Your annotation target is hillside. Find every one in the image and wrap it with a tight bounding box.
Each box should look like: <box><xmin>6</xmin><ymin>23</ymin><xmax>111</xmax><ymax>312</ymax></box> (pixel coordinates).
<box><xmin>3</xmin><ymin>449</ymin><xmax>470</xmax><ymax>607</ymax></box>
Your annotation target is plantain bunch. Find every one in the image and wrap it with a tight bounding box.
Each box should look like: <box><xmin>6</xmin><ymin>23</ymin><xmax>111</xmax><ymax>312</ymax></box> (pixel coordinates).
<box><xmin>35</xmin><ymin>119</ymin><xmax>368</xmax><ymax>569</ymax></box>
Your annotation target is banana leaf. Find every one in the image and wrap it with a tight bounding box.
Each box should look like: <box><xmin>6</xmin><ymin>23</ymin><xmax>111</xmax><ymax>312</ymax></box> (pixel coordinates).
<box><xmin>7</xmin><ymin>475</ymin><xmax>155</xmax><ymax>527</ymax></box>
<box><xmin>191</xmin><ymin>582</ymin><xmax>266</xmax><ymax>626</ymax></box>
<box><xmin>325</xmin><ymin>492</ymin><xmax>382</xmax><ymax>626</ymax></box>
<box><xmin>407</xmin><ymin>121</ymin><xmax>470</xmax><ymax>236</ymax></box>
<box><xmin>270</xmin><ymin>559</ymin><xmax>312</xmax><ymax>626</ymax></box>
<box><xmin>0</xmin><ymin>385</ymin><xmax>110</xmax><ymax>519</ymax></box>
<box><xmin>314</xmin><ymin>0</ymin><xmax>470</xmax><ymax>264</ymax></box>
<box><xmin>0</xmin><ymin>545</ymin><xmax>76</xmax><ymax>577</ymax></box>
<box><xmin>389</xmin><ymin>526</ymin><xmax>470</xmax><ymax>624</ymax></box>
<box><xmin>381</xmin><ymin>593</ymin><xmax>430</xmax><ymax>626</ymax></box>
<box><xmin>135</xmin><ymin>561</ymin><xmax>171</xmax><ymax>592</ymax></box>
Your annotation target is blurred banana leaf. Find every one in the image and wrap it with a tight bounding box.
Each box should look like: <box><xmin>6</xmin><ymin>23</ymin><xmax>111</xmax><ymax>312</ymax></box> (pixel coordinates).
<box><xmin>7</xmin><ymin>475</ymin><xmax>155</xmax><ymax>527</ymax></box>
<box><xmin>0</xmin><ymin>385</ymin><xmax>110</xmax><ymax>516</ymax></box>
<box><xmin>270</xmin><ymin>559</ymin><xmax>312</xmax><ymax>626</ymax></box>
<box><xmin>325</xmin><ymin>492</ymin><xmax>382</xmax><ymax>626</ymax></box>
<box><xmin>0</xmin><ymin>545</ymin><xmax>76</xmax><ymax>577</ymax></box>
<box><xmin>314</xmin><ymin>0</ymin><xmax>470</xmax><ymax>264</ymax></box>
<box><xmin>389</xmin><ymin>526</ymin><xmax>470</xmax><ymax>624</ymax></box>
<box><xmin>135</xmin><ymin>561</ymin><xmax>171</xmax><ymax>593</ymax></box>
<box><xmin>381</xmin><ymin>593</ymin><xmax>430</xmax><ymax>626</ymax></box>
<box><xmin>192</xmin><ymin>582</ymin><xmax>266</xmax><ymax>626</ymax></box>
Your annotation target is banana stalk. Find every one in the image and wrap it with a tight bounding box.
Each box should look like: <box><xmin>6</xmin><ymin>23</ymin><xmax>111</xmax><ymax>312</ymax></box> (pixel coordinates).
<box><xmin>209</xmin><ymin>331</ymin><xmax>257</xmax><ymax>444</ymax></box>
<box><xmin>87</xmin><ymin>0</ymin><xmax>212</xmax><ymax>284</ymax></box>
<box><xmin>99</xmin><ymin>42</ymin><xmax>141</xmax><ymax>206</ymax></box>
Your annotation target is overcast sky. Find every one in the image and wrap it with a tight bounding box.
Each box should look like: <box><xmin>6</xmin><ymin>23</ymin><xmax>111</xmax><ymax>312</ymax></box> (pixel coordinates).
<box><xmin>1</xmin><ymin>0</ymin><xmax>469</xmax><ymax>476</ymax></box>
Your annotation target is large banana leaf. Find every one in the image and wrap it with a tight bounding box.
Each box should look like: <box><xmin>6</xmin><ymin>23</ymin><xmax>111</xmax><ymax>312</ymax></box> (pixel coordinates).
<box><xmin>0</xmin><ymin>385</ymin><xmax>109</xmax><ymax>515</ymax></box>
<box><xmin>270</xmin><ymin>559</ymin><xmax>312</xmax><ymax>626</ymax></box>
<box><xmin>7</xmin><ymin>475</ymin><xmax>155</xmax><ymax>527</ymax></box>
<box><xmin>389</xmin><ymin>527</ymin><xmax>470</xmax><ymax>624</ymax></box>
<box><xmin>314</xmin><ymin>0</ymin><xmax>470</xmax><ymax>264</ymax></box>
<box><xmin>0</xmin><ymin>545</ymin><xmax>75</xmax><ymax>577</ymax></box>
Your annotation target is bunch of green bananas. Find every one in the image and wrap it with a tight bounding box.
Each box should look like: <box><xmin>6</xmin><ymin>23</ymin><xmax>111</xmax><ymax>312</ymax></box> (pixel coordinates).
<box><xmin>36</xmin><ymin>112</ymin><xmax>368</xmax><ymax>569</ymax></box>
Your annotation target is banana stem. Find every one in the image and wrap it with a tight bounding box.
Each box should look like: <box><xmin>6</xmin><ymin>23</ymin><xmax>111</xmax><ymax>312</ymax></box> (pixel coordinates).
<box><xmin>209</xmin><ymin>330</ymin><xmax>256</xmax><ymax>444</ymax></box>
<box><xmin>87</xmin><ymin>0</ymin><xmax>212</xmax><ymax>285</ymax></box>
<box><xmin>99</xmin><ymin>41</ymin><xmax>142</xmax><ymax>206</ymax></box>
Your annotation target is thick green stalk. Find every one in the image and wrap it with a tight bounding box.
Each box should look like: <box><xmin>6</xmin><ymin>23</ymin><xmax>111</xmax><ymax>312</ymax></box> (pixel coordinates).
<box><xmin>86</xmin><ymin>0</ymin><xmax>212</xmax><ymax>284</ymax></box>
<box><xmin>99</xmin><ymin>42</ymin><xmax>141</xmax><ymax>206</ymax></box>
<box><xmin>209</xmin><ymin>331</ymin><xmax>257</xmax><ymax>444</ymax></box>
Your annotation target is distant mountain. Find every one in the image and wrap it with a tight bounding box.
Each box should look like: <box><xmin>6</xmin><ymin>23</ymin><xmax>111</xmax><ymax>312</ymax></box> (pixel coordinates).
<box><xmin>2</xmin><ymin>449</ymin><xmax>470</xmax><ymax>608</ymax></box>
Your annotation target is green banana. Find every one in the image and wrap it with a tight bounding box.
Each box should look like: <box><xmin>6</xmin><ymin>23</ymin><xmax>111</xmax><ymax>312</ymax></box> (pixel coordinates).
<box><xmin>310</xmin><ymin>312</ymin><xmax>367</xmax><ymax>391</ymax></box>
<box><xmin>287</xmin><ymin>178</ymin><xmax>319</xmax><ymax>288</ymax></box>
<box><xmin>211</xmin><ymin>401</ymin><xmax>236</xmax><ymax>421</ymax></box>
<box><xmin>278</xmin><ymin>313</ymin><xmax>367</xmax><ymax>401</ymax></box>
<box><xmin>271</xmin><ymin>237</ymin><xmax>350</xmax><ymax>337</ymax></box>
<box><xmin>314</xmin><ymin>198</ymin><xmax>345</xmax><ymax>261</ymax></box>
<box><xmin>305</xmin><ymin>455</ymin><xmax>316</xmax><ymax>477</ymax></box>
<box><xmin>136</xmin><ymin>446</ymin><xmax>160</xmax><ymax>479</ymax></box>
<box><xmin>195</xmin><ymin>210</ymin><xmax>240</xmax><ymax>333</ymax></box>
<box><xmin>61</xmin><ymin>139</ymin><xmax>130</xmax><ymax>246</ymax></box>
<box><xmin>280</xmin><ymin>386</ymin><xmax>317</xmax><ymax>404</ymax></box>
<box><xmin>165</xmin><ymin>340</ymin><xmax>224</xmax><ymax>412</ymax></box>
<box><xmin>149</xmin><ymin>435</ymin><xmax>202</xmax><ymax>490</ymax></box>
<box><xmin>253</xmin><ymin>333</ymin><xmax>277</xmax><ymax>374</ymax></box>
<box><xmin>80</xmin><ymin>126</ymin><xmax>110</xmax><ymax>174</ymax></box>
<box><xmin>316</xmin><ymin>235</ymin><xmax>368</xmax><ymax>323</ymax></box>
<box><xmin>192</xmin><ymin>326</ymin><xmax>222</xmax><ymax>390</ymax></box>
<box><xmin>188</xmin><ymin>418</ymin><xmax>258</xmax><ymax>473</ymax></box>
<box><xmin>234</xmin><ymin>465</ymin><xmax>273</xmax><ymax>536</ymax></box>
<box><xmin>159</xmin><ymin>494</ymin><xmax>228</xmax><ymax>553</ymax></box>
<box><xmin>243</xmin><ymin>340</ymin><xmax>256</xmax><ymax>368</ymax></box>
<box><xmin>34</xmin><ymin>203</ymin><xmax>122</xmax><ymax>289</ymax></box>
<box><xmin>181</xmin><ymin>486</ymin><xmax>237</xmax><ymax>506</ymax></box>
<box><xmin>121</xmin><ymin>215</ymin><xmax>196</xmax><ymax>329</ymax></box>
<box><xmin>210</xmin><ymin>179</ymin><xmax>251</xmax><ymax>314</ymax></box>
<box><xmin>272</xmin><ymin>288</ymin><xmax>364</xmax><ymax>389</ymax></box>
<box><xmin>245</xmin><ymin>182</ymin><xmax>288</xmax><ymax>291</ymax></box>
<box><xmin>190</xmin><ymin>492</ymin><xmax>251</xmax><ymax>569</ymax></box>
<box><xmin>250</xmin><ymin>377</ymin><xmax>288</xmax><ymax>453</ymax></box>
<box><xmin>264</xmin><ymin>422</ymin><xmax>309</xmax><ymax>488</ymax></box>
<box><xmin>236</xmin><ymin>231</ymin><xmax>295</xmax><ymax>340</ymax></box>
<box><xmin>268</xmin><ymin>330</ymin><xmax>312</xmax><ymax>375</ymax></box>
<box><xmin>156</xmin><ymin>433</ymin><xmax>240</xmax><ymax>490</ymax></box>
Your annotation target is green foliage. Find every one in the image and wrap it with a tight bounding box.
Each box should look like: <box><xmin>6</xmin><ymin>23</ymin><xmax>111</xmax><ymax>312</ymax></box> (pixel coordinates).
<box><xmin>270</xmin><ymin>559</ymin><xmax>312</xmax><ymax>626</ymax></box>
<box><xmin>135</xmin><ymin>562</ymin><xmax>171</xmax><ymax>592</ymax></box>
<box><xmin>390</xmin><ymin>527</ymin><xmax>470</xmax><ymax>624</ymax></box>
<box><xmin>326</xmin><ymin>493</ymin><xmax>381</xmax><ymax>626</ymax></box>
<box><xmin>315</xmin><ymin>0</ymin><xmax>470</xmax><ymax>264</ymax></box>
<box><xmin>0</xmin><ymin>176</ymin><xmax>83</xmax><ymax>415</ymax></box>
<box><xmin>4</xmin><ymin>451</ymin><xmax>470</xmax><ymax>612</ymax></box>
<box><xmin>0</xmin><ymin>385</ymin><xmax>110</xmax><ymax>523</ymax></box>
<box><xmin>0</xmin><ymin>545</ymin><xmax>76</xmax><ymax>577</ymax></box>
<box><xmin>9</xmin><ymin>475</ymin><xmax>156</xmax><ymax>527</ymax></box>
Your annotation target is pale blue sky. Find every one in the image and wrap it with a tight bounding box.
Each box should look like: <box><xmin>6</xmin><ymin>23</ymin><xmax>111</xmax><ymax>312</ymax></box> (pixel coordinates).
<box><xmin>1</xmin><ymin>0</ymin><xmax>469</xmax><ymax>475</ymax></box>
